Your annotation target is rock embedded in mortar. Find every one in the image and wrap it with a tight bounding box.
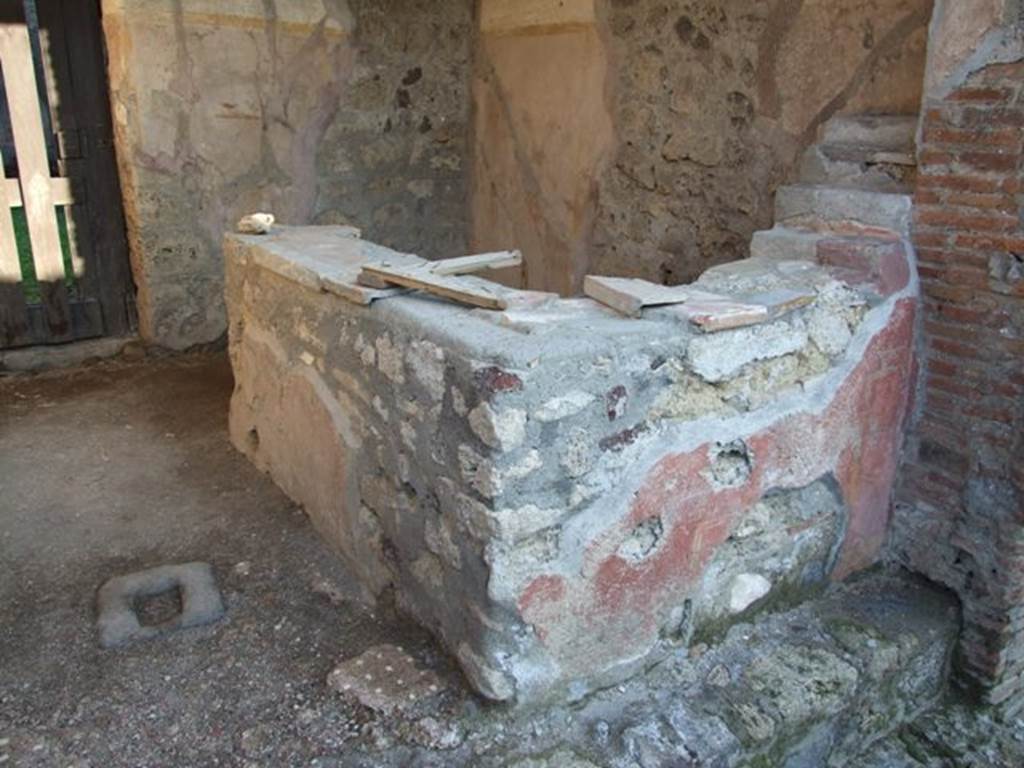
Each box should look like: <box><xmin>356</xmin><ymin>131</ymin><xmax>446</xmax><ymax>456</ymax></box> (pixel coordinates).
<box><xmin>728</xmin><ymin>573</ymin><xmax>772</xmax><ymax>614</ymax></box>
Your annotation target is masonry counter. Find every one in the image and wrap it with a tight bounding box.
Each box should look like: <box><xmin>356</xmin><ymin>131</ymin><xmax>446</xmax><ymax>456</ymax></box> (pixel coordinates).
<box><xmin>224</xmin><ymin>225</ymin><xmax>917</xmax><ymax>706</ymax></box>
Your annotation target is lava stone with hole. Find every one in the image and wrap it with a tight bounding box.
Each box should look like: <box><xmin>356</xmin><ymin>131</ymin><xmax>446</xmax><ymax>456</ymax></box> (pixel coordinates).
<box><xmin>96</xmin><ymin>562</ymin><xmax>225</xmax><ymax>647</ymax></box>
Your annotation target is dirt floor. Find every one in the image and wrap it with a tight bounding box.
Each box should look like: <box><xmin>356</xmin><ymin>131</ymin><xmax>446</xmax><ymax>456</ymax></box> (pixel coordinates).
<box><xmin>2</xmin><ymin>352</ymin><xmax>1022</xmax><ymax>768</ymax></box>
<box><xmin>0</xmin><ymin>353</ymin><xmax>476</xmax><ymax>767</ymax></box>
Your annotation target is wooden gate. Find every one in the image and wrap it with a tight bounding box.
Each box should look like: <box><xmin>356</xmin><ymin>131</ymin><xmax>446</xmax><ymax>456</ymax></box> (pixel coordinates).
<box><xmin>0</xmin><ymin>0</ymin><xmax>134</xmax><ymax>349</ymax></box>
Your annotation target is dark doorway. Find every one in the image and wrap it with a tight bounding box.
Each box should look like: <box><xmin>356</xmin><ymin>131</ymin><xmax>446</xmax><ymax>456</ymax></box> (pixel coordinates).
<box><xmin>0</xmin><ymin>0</ymin><xmax>135</xmax><ymax>349</ymax></box>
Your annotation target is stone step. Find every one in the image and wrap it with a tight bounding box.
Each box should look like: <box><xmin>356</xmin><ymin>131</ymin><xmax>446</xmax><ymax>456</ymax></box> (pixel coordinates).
<box><xmin>774</xmin><ymin>183</ymin><xmax>913</xmax><ymax>236</ymax></box>
<box><xmin>856</xmin><ymin>704</ymin><xmax>1024</xmax><ymax>767</ymax></box>
<box><xmin>750</xmin><ymin>225</ymin><xmax>913</xmax><ymax>296</ymax></box>
<box><xmin>749</xmin><ymin>226</ymin><xmax>824</xmax><ymax>262</ymax></box>
<box><xmin>562</xmin><ymin>571</ymin><xmax>959</xmax><ymax>768</ymax></box>
<box><xmin>821</xmin><ymin>114</ymin><xmax>918</xmax><ymax>153</ymax></box>
<box><xmin>818</xmin><ymin>142</ymin><xmax>916</xmax><ymax>167</ymax></box>
<box><xmin>799</xmin><ymin>144</ymin><xmax>916</xmax><ymax>193</ymax></box>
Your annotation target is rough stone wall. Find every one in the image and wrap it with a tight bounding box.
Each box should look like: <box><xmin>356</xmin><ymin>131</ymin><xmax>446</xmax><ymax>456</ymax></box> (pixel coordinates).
<box><xmin>893</xmin><ymin>2</ymin><xmax>1024</xmax><ymax>708</ymax></box>
<box><xmin>224</xmin><ymin>225</ymin><xmax>918</xmax><ymax>706</ymax></box>
<box><xmin>591</xmin><ymin>0</ymin><xmax>933</xmax><ymax>287</ymax></box>
<box><xmin>313</xmin><ymin>0</ymin><xmax>473</xmax><ymax>257</ymax></box>
<box><xmin>102</xmin><ymin>0</ymin><xmax>472</xmax><ymax>350</ymax></box>
<box><xmin>104</xmin><ymin>0</ymin><xmax>928</xmax><ymax>345</ymax></box>
<box><xmin>469</xmin><ymin>0</ymin><xmax>932</xmax><ymax>296</ymax></box>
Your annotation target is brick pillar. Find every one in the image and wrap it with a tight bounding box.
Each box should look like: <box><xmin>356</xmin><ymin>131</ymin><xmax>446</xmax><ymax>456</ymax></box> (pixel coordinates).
<box><xmin>895</xmin><ymin>60</ymin><xmax>1024</xmax><ymax>707</ymax></box>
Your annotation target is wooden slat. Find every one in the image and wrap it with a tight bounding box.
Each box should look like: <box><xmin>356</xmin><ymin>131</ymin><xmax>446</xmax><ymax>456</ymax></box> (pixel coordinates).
<box><xmin>2</xmin><ymin>176</ymin><xmax>75</xmax><ymax>207</ymax></box>
<box><xmin>0</xmin><ymin>205</ymin><xmax>19</xmax><ymax>283</ymax></box>
<box><xmin>359</xmin><ymin>264</ymin><xmax>509</xmax><ymax>310</ymax></box>
<box><xmin>36</xmin><ymin>0</ymin><xmax>136</xmax><ymax>337</ymax></box>
<box><xmin>357</xmin><ymin>251</ymin><xmax>521</xmax><ymax>289</ymax></box>
<box><xmin>585</xmin><ymin>274</ymin><xmax>792</xmax><ymax>331</ymax></box>
<box><xmin>425</xmin><ymin>250</ymin><xmax>522</xmax><ymax>276</ymax></box>
<box><xmin>321</xmin><ymin>275</ymin><xmax>406</xmax><ymax>306</ymax></box>
<box><xmin>0</xmin><ymin>23</ymin><xmax>63</xmax><ymax>282</ymax></box>
<box><xmin>667</xmin><ymin>297</ymin><xmax>771</xmax><ymax>332</ymax></box>
<box><xmin>62</xmin><ymin>203</ymin><xmax>86</xmax><ymax>279</ymax></box>
<box><xmin>356</xmin><ymin>250</ymin><xmax>522</xmax><ymax>308</ymax></box>
<box><xmin>356</xmin><ymin>269</ymin><xmax>396</xmax><ymax>289</ymax></box>
<box><xmin>0</xmin><ymin>158</ymin><xmax>20</xmax><ymax>285</ymax></box>
<box><xmin>583</xmin><ymin>275</ymin><xmax>687</xmax><ymax>317</ymax></box>
<box><xmin>744</xmin><ymin>288</ymin><xmax>816</xmax><ymax>317</ymax></box>
<box><xmin>356</xmin><ymin>255</ymin><xmax>421</xmax><ymax>289</ymax></box>
<box><xmin>0</xmin><ymin>136</ymin><xmax>30</xmax><ymax>346</ymax></box>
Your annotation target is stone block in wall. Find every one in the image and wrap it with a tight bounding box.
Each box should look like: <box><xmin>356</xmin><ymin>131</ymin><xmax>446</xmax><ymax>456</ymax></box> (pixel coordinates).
<box><xmin>224</xmin><ymin>225</ymin><xmax>918</xmax><ymax>706</ymax></box>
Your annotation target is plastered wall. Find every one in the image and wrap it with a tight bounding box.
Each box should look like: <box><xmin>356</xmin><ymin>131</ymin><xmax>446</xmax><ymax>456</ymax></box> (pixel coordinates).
<box><xmin>471</xmin><ymin>0</ymin><xmax>933</xmax><ymax>295</ymax></box>
<box><xmin>104</xmin><ymin>0</ymin><xmax>933</xmax><ymax>346</ymax></box>
<box><xmin>103</xmin><ymin>0</ymin><xmax>473</xmax><ymax>349</ymax></box>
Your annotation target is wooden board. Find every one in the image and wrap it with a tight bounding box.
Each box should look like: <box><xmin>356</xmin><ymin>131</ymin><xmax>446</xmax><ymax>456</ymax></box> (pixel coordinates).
<box><xmin>0</xmin><ymin>18</ymin><xmax>72</xmax><ymax>341</ymax></box>
<box><xmin>668</xmin><ymin>297</ymin><xmax>770</xmax><ymax>332</ymax></box>
<box><xmin>356</xmin><ymin>268</ymin><xmax>398</xmax><ymax>290</ymax></box>
<box><xmin>584</xmin><ymin>274</ymin><xmax>814</xmax><ymax>331</ymax></box>
<box><xmin>425</xmin><ymin>250</ymin><xmax>522</xmax><ymax>276</ymax></box>
<box><xmin>360</xmin><ymin>264</ymin><xmax>509</xmax><ymax>310</ymax></box>
<box><xmin>583</xmin><ymin>275</ymin><xmax>694</xmax><ymax>317</ymax></box>
<box><xmin>322</xmin><ymin>276</ymin><xmax>406</xmax><ymax>306</ymax></box>
<box><xmin>358</xmin><ymin>251</ymin><xmax>522</xmax><ymax>309</ymax></box>
<box><xmin>0</xmin><ymin>137</ymin><xmax>29</xmax><ymax>347</ymax></box>
<box><xmin>37</xmin><ymin>0</ymin><xmax>136</xmax><ymax>339</ymax></box>
<box><xmin>0</xmin><ymin>146</ymin><xmax>22</xmax><ymax>286</ymax></box>
<box><xmin>2</xmin><ymin>177</ymin><xmax>75</xmax><ymax>208</ymax></box>
<box><xmin>0</xmin><ymin>23</ymin><xmax>64</xmax><ymax>283</ymax></box>
<box><xmin>744</xmin><ymin>288</ymin><xmax>816</xmax><ymax>317</ymax></box>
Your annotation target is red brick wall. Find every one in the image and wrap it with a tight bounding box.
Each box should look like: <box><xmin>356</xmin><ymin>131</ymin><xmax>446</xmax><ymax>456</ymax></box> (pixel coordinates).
<box><xmin>895</xmin><ymin>60</ymin><xmax>1024</xmax><ymax>707</ymax></box>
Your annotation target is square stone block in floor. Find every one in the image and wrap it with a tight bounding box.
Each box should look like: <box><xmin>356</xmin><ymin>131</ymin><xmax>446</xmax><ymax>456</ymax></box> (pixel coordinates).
<box><xmin>96</xmin><ymin>562</ymin><xmax>225</xmax><ymax>647</ymax></box>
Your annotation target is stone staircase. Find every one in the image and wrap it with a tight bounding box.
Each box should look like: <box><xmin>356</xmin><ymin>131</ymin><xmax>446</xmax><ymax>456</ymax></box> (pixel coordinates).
<box><xmin>799</xmin><ymin>115</ymin><xmax>918</xmax><ymax>193</ymax></box>
<box><xmin>748</xmin><ymin>114</ymin><xmax>919</xmax><ymax>309</ymax></box>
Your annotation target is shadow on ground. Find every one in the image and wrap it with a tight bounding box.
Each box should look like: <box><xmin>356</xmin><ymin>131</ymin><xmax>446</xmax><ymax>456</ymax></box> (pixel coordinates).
<box><xmin>0</xmin><ymin>353</ymin><xmax>471</xmax><ymax>767</ymax></box>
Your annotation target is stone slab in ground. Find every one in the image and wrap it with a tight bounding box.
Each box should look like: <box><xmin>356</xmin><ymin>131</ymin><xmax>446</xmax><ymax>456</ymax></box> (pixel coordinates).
<box><xmin>327</xmin><ymin>644</ymin><xmax>447</xmax><ymax>713</ymax></box>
